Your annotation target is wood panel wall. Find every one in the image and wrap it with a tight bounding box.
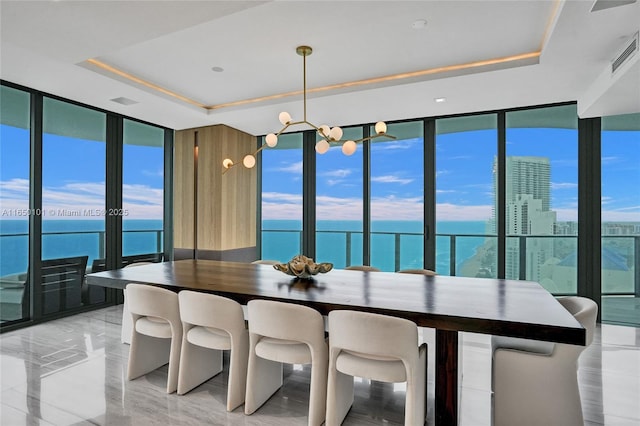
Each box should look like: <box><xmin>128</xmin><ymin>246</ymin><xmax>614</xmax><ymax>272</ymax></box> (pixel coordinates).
<box><xmin>174</xmin><ymin>124</ymin><xmax>257</xmax><ymax>259</ymax></box>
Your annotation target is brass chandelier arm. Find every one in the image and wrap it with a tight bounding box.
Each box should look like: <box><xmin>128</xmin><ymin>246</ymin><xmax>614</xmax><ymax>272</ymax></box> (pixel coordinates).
<box><xmin>222</xmin><ymin>44</ymin><xmax>397</xmax><ymax>172</ymax></box>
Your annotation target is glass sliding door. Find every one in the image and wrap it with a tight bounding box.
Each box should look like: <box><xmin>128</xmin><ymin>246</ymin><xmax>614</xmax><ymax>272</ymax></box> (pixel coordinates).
<box><xmin>122</xmin><ymin>120</ymin><xmax>164</xmax><ymax>260</ymax></box>
<box><xmin>370</xmin><ymin>121</ymin><xmax>423</xmax><ymax>272</ymax></box>
<box><xmin>0</xmin><ymin>86</ymin><xmax>31</xmax><ymax>323</ymax></box>
<box><xmin>261</xmin><ymin>133</ymin><xmax>303</xmax><ymax>262</ymax></box>
<box><xmin>506</xmin><ymin>104</ymin><xmax>578</xmax><ymax>294</ymax></box>
<box><xmin>435</xmin><ymin>114</ymin><xmax>497</xmax><ymax>277</ymax></box>
<box><xmin>316</xmin><ymin>127</ymin><xmax>363</xmax><ymax>268</ymax></box>
<box><xmin>41</xmin><ymin>97</ymin><xmax>106</xmax><ymax>315</ymax></box>
<box><xmin>601</xmin><ymin>112</ymin><xmax>640</xmax><ymax>326</ymax></box>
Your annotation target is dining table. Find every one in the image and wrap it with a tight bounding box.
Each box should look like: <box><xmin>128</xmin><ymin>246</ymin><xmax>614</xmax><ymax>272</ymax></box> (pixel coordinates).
<box><xmin>86</xmin><ymin>259</ymin><xmax>586</xmax><ymax>426</ymax></box>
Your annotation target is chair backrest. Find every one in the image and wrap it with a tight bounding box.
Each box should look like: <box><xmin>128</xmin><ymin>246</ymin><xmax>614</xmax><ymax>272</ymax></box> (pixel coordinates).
<box><xmin>328</xmin><ymin>310</ymin><xmax>419</xmax><ymax>363</ymax></box>
<box><xmin>558</xmin><ymin>296</ymin><xmax>598</xmax><ymax>346</ymax></box>
<box><xmin>397</xmin><ymin>269</ymin><xmax>437</xmax><ymax>276</ymax></box>
<box><xmin>251</xmin><ymin>260</ymin><xmax>280</xmax><ymax>265</ymax></box>
<box><xmin>247</xmin><ymin>299</ymin><xmax>325</xmax><ymax>347</ymax></box>
<box><xmin>345</xmin><ymin>265</ymin><xmax>381</xmax><ymax>272</ymax></box>
<box><xmin>178</xmin><ymin>290</ymin><xmax>246</xmax><ymax>336</ymax></box>
<box><xmin>126</xmin><ymin>283</ymin><xmax>180</xmax><ymax>326</ymax></box>
<box><xmin>124</xmin><ymin>261</ymin><xmax>154</xmax><ymax>268</ymax></box>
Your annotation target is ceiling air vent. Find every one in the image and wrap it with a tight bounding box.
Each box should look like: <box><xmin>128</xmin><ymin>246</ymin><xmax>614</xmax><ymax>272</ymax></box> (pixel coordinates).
<box><xmin>110</xmin><ymin>97</ymin><xmax>139</xmax><ymax>106</ymax></box>
<box><xmin>612</xmin><ymin>32</ymin><xmax>638</xmax><ymax>75</ymax></box>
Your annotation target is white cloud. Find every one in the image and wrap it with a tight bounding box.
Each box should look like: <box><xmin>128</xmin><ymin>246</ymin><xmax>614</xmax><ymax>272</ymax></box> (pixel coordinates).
<box><xmin>274</xmin><ymin>161</ymin><xmax>303</xmax><ymax>174</ymax></box>
<box><xmin>371</xmin><ymin>175</ymin><xmax>413</xmax><ymax>185</ymax></box>
<box><xmin>551</xmin><ymin>182</ymin><xmax>578</xmax><ymax>190</ymax></box>
<box><xmin>0</xmin><ymin>179</ymin><xmax>163</xmax><ymax>220</ymax></box>
<box><xmin>322</xmin><ymin>169</ymin><xmax>352</xmax><ymax>178</ymax></box>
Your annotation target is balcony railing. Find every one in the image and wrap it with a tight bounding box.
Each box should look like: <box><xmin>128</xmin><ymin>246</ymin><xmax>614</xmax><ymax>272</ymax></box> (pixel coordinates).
<box><xmin>0</xmin><ymin>229</ymin><xmax>163</xmax><ymax>279</ymax></box>
<box><xmin>262</xmin><ymin>229</ymin><xmax>639</xmax><ymax>296</ymax></box>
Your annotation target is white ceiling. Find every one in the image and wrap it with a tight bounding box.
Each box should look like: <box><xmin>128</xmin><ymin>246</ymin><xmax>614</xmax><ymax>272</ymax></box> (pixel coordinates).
<box><xmin>1</xmin><ymin>0</ymin><xmax>639</xmax><ymax>135</ymax></box>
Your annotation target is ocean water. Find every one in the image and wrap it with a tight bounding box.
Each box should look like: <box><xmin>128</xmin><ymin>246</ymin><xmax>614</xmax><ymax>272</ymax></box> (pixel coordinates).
<box><xmin>0</xmin><ymin>220</ymin><xmax>163</xmax><ymax>277</ymax></box>
<box><xmin>262</xmin><ymin>220</ymin><xmax>488</xmax><ymax>272</ymax></box>
<box><xmin>0</xmin><ymin>219</ymin><xmax>488</xmax><ymax>277</ymax></box>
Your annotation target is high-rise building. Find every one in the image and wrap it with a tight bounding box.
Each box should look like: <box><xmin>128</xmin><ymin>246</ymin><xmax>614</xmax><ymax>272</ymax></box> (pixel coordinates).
<box><xmin>493</xmin><ymin>156</ymin><xmax>557</xmax><ymax>282</ymax></box>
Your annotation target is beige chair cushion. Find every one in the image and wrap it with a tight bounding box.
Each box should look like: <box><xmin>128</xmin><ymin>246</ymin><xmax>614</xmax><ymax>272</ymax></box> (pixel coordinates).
<box><xmin>336</xmin><ymin>351</ymin><xmax>407</xmax><ymax>382</ymax></box>
<box><xmin>255</xmin><ymin>337</ymin><xmax>312</xmax><ymax>364</ymax></box>
<box><xmin>135</xmin><ymin>316</ymin><xmax>172</xmax><ymax>338</ymax></box>
<box><xmin>186</xmin><ymin>326</ymin><xmax>231</xmax><ymax>350</ymax></box>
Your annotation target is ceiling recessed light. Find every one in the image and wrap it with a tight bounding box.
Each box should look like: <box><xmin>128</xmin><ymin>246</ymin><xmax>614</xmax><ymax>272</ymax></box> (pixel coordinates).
<box><xmin>412</xmin><ymin>19</ymin><xmax>427</xmax><ymax>30</ymax></box>
<box><xmin>434</xmin><ymin>97</ymin><xmax>446</xmax><ymax>103</ymax></box>
<box><xmin>211</xmin><ymin>66</ymin><xmax>224</xmax><ymax>72</ymax></box>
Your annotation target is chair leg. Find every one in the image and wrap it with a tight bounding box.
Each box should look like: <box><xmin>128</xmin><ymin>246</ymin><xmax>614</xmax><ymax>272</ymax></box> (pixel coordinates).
<box><xmin>121</xmin><ymin>292</ymin><xmax>132</xmax><ymax>344</ymax></box>
<box><xmin>244</xmin><ymin>353</ymin><xmax>283</xmax><ymax>415</ymax></box>
<box><xmin>405</xmin><ymin>346</ymin><xmax>427</xmax><ymax>426</ymax></box>
<box><xmin>166</xmin><ymin>333</ymin><xmax>182</xmax><ymax>393</ymax></box>
<box><xmin>308</xmin><ymin>360</ymin><xmax>328</xmax><ymax>426</ymax></box>
<box><xmin>326</xmin><ymin>368</ymin><xmax>354</xmax><ymax>426</ymax></box>
<box><xmin>127</xmin><ymin>333</ymin><xmax>171</xmax><ymax>381</ymax></box>
<box><xmin>177</xmin><ymin>342</ymin><xmax>223</xmax><ymax>395</ymax></box>
<box><xmin>227</xmin><ymin>335</ymin><xmax>249</xmax><ymax>411</ymax></box>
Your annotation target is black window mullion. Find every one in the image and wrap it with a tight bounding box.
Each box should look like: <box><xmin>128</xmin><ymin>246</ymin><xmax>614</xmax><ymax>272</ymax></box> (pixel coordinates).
<box><xmin>163</xmin><ymin>129</ymin><xmax>174</xmax><ymax>261</ymax></box>
<box><xmin>29</xmin><ymin>92</ymin><xmax>43</xmax><ymax>321</ymax></box>
<box><xmin>578</xmin><ymin>117</ymin><xmax>602</xmax><ymax>321</ymax></box>
<box><xmin>105</xmin><ymin>114</ymin><xmax>123</xmax><ymax>271</ymax></box>
<box><xmin>497</xmin><ymin>112</ymin><xmax>506</xmax><ymax>279</ymax></box>
<box><xmin>424</xmin><ymin>119</ymin><xmax>436</xmax><ymax>271</ymax></box>
<box><xmin>302</xmin><ymin>130</ymin><xmax>316</xmax><ymax>259</ymax></box>
<box><xmin>363</xmin><ymin>125</ymin><xmax>371</xmax><ymax>266</ymax></box>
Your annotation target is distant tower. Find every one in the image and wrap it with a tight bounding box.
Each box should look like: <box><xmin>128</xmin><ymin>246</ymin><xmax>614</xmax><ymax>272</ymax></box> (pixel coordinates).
<box><xmin>493</xmin><ymin>156</ymin><xmax>556</xmax><ymax>281</ymax></box>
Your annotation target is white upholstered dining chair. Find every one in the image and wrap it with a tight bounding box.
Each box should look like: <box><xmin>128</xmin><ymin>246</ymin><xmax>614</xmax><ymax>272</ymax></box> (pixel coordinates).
<box><xmin>491</xmin><ymin>296</ymin><xmax>598</xmax><ymax>426</ymax></box>
<box><xmin>176</xmin><ymin>290</ymin><xmax>249</xmax><ymax>411</ymax></box>
<box><xmin>120</xmin><ymin>261</ymin><xmax>155</xmax><ymax>344</ymax></box>
<box><xmin>326</xmin><ymin>310</ymin><xmax>427</xmax><ymax>426</ymax></box>
<box><xmin>245</xmin><ymin>299</ymin><xmax>328</xmax><ymax>426</ymax></box>
<box><xmin>345</xmin><ymin>265</ymin><xmax>381</xmax><ymax>272</ymax></box>
<box><xmin>126</xmin><ymin>283</ymin><xmax>182</xmax><ymax>393</ymax></box>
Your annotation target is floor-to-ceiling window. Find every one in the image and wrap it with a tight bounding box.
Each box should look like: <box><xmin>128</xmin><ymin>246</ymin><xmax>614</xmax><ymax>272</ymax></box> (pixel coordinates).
<box><xmin>261</xmin><ymin>133</ymin><xmax>303</xmax><ymax>262</ymax></box>
<box><xmin>435</xmin><ymin>114</ymin><xmax>497</xmax><ymax>277</ymax></box>
<box><xmin>370</xmin><ymin>121</ymin><xmax>424</xmax><ymax>271</ymax></box>
<box><xmin>0</xmin><ymin>81</ymin><xmax>171</xmax><ymax>332</ymax></box>
<box><xmin>122</xmin><ymin>119</ymin><xmax>164</xmax><ymax>258</ymax></box>
<box><xmin>505</xmin><ymin>105</ymin><xmax>578</xmax><ymax>294</ymax></box>
<box><xmin>315</xmin><ymin>126</ymin><xmax>363</xmax><ymax>268</ymax></box>
<box><xmin>601</xmin><ymin>112</ymin><xmax>640</xmax><ymax>326</ymax></box>
<box><xmin>0</xmin><ymin>86</ymin><xmax>30</xmax><ymax>323</ymax></box>
<box><xmin>41</xmin><ymin>97</ymin><xmax>107</xmax><ymax>315</ymax></box>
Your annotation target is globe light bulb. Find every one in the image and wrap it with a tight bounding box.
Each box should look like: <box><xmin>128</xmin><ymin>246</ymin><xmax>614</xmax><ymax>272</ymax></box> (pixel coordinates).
<box><xmin>375</xmin><ymin>121</ymin><xmax>387</xmax><ymax>135</ymax></box>
<box><xmin>329</xmin><ymin>126</ymin><xmax>343</xmax><ymax>141</ymax></box>
<box><xmin>342</xmin><ymin>140</ymin><xmax>356</xmax><ymax>156</ymax></box>
<box><xmin>315</xmin><ymin>139</ymin><xmax>330</xmax><ymax>154</ymax></box>
<box><xmin>265</xmin><ymin>133</ymin><xmax>278</xmax><ymax>147</ymax></box>
<box><xmin>242</xmin><ymin>154</ymin><xmax>256</xmax><ymax>168</ymax></box>
<box><xmin>222</xmin><ymin>158</ymin><xmax>234</xmax><ymax>169</ymax></box>
<box><xmin>279</xmin><ymin>111</ymin><xmax>292</xmax><ymax>125</ymax></box>
<box><xmin>318</xmin><ymin>124</ymin><xmax>330</xmax><ymax>137</ymax></box>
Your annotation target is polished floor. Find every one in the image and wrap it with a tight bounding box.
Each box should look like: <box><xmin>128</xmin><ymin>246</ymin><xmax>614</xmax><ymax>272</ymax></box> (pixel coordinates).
<box><xmin>1</xmin><ymin>306</ymin><xmax>639</xmax><ymax>426</ymax></box>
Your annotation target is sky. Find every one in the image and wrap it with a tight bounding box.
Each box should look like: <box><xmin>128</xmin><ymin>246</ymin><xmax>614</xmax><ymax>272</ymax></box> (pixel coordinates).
<box><xmin>262</xmin><ymin>126</ymin><xmax>640</xmax><ymax>223</ymax></box>
<box><xmin>0</xmin><ymin>126</ymin><xmax>164</xmax><ymax>220</ymax></box>
<box><xmin>1</xmin><ymin>121</ymin><xmax>639</xmax><ymax>225</ymax></box>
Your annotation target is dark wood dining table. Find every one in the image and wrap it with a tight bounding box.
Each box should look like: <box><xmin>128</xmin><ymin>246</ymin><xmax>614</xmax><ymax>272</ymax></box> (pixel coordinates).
<box><xmin>87</xmin><ymin>259</ymin><xmax>586</xmax><ymax>426</ymax></box>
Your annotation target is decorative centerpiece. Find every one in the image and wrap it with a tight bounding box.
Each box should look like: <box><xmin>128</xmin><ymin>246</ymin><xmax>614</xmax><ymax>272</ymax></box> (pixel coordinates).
<box><xmin>273</xmin><ymin>255</ymin><xmax>333</xmax><ymax>280</ymax></box>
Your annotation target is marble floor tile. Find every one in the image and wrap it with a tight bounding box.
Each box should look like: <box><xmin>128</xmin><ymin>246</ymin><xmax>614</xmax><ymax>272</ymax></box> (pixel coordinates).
<box><xmin>1</xmin><ymin>305</ymin><xmax>639</xmax><ymax>425</ymax></box>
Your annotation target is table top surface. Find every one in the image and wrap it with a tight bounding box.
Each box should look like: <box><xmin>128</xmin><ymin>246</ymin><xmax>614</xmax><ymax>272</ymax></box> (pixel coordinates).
<box><xmin>87</xmin><ymin>259</ymin><xmax>585</xmax><ymax>345</ymax></box>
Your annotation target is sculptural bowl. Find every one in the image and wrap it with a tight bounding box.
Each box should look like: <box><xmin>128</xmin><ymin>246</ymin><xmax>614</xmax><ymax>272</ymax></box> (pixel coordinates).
<box><xmin>273</xmin><ymin>254</ymin><xmax>333</xmax><ymax>280</ymax></box>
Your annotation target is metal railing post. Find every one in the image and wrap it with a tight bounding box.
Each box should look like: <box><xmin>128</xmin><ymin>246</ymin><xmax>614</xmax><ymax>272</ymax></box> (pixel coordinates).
<box><xmin>449</xmin><ymin>235</ymin><xmax>456</xmax><ymax>276</ymax></box>
<box><xmin>394</xmin><ymin>233</ymin><xmax>401</xmax><ymax>271</ymax></box>
<box><xmin>519</xmin><ymin>236</ymin><xmax>527</xmax><ymax>280</ymax></box>
<box><xmin>346</xmin><ymin>232</ymin><xmax>352</xmax><ymax>267</ymax></box>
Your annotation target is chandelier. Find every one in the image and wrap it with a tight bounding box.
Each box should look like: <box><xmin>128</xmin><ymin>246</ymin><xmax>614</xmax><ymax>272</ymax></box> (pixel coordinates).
<box><xmin>222</xmin><ymin>45</ymin><xmax>396</xmax><ymax>172</ymax></box>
